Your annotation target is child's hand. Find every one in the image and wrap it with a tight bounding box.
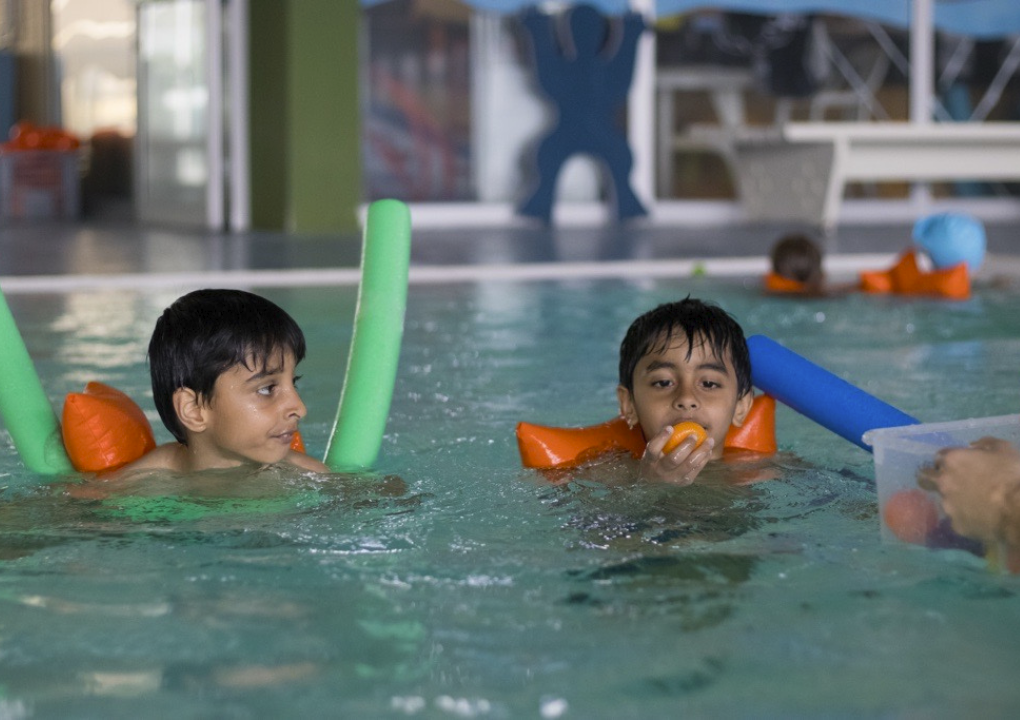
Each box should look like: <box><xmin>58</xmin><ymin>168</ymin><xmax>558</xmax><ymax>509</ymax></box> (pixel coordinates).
<box><xmin>639</xmin><ymin>426</ymin><xmax>715</xmax><ymax>485</ymax></box>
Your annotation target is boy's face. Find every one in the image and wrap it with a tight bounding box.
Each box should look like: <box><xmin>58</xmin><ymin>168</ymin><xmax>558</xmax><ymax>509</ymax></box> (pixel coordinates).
<box><xmin>193</xmin><ymin>349</ymin><xmax>307</xmax><ymax>468</ymax></box>
<box><xmin>617</xmin><ymin>332</ymin><xmax>751</xmax><ymax>459</ymax></box>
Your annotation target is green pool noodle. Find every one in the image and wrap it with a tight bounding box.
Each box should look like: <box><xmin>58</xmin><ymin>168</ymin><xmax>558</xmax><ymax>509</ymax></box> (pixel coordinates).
<box><xmin>0</xmin><ymin>286</ymin><xmax>74</xmax><ymax>474</ymax></box>
<box><xmin>323</xmin><ymin>199</ymin><xmax>411</xmax><ymax>471</ymax></box>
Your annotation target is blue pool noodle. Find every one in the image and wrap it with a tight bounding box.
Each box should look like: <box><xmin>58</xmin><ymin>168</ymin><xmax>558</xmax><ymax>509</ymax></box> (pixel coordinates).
<box><xmin>747</xmin><ymin>335</ymin><xmax>919</xmax><ymax>451</ymax></box>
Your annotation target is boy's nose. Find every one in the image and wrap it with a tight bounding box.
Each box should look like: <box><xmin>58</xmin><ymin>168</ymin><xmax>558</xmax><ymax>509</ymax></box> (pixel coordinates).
<box><xmin>287</xmin><ymin>389</ymin><xmax>308</xmax><ymax>419</ymax></box>
<box><xmin>673</xmin><ymin>385</ymin><xmax>698</xmax><ymax>409</ymax></box>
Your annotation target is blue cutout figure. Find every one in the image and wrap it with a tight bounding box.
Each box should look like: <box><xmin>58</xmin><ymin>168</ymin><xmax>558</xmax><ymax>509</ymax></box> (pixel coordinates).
<box><xmin>517</xmin><ymin>4</ymin><xmax>647</xmax><ymax>223</ymax></box>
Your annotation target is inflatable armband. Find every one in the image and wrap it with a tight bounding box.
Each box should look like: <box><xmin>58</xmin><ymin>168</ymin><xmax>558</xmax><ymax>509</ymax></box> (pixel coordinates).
<box><xmin>62</xmin><ymin>382</ymin><xmax>156</xmax><ymax>473</ymax></box>
<box><xmin>724</xmin><ymin>393</ymin><xmax>777</xmax><ymax>454</ymax></box>
<box><xmin>517</xmin><ymin>395</ymin><xmax>776</xmax><ymax>469</ymax></box>
<box><xmin>764</xmin><ymin>272</ymin><xmax>812</xmax><ymax>294</ymax></box>
<box><xmin>860</xmin><ymin>250</ymin><xmax>969</xmax><ymax>300</ymax></box>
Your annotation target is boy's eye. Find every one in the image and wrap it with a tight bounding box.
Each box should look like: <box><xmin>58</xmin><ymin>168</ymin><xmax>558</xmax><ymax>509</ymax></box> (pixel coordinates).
<box><xmin>650</xmin><ymin>378</ymin><xmax>673</xmax><ymax>388</ymax></box>
<box><xmin>293</xmin><ymin>375</ymin><xmax>302</xmax><ymax>388</ymax></box>
<box><xmin>257</xmin><ymin>383</ymin><xmax>276</xmax><ymax>396</ymax></box>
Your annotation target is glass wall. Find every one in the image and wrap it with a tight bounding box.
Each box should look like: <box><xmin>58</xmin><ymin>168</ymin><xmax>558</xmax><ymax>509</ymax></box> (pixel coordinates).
<box><xmin>135</xmin><ymin>0</ymin><xmax>216</xmax><ymax>227</ymax></box>
<box><xmin>1</xmin><ymin>0</ymin><xmax>15</xmax><ymax>137</ymax></box>
<box><xmin>49</xmin><ymin>0</ymin><xmax>136</xmax><ymax>217</ymax></box>
<box><xmin>361</xmin><ymin>2</ymin><xmax>1020</xmax><ymax>210</ymax></box>
<box><xmin>653</xmin><ymin>10</ymin><xmax>1020</xmax><ymax>202</ymax></box>
<box><xmin>361</xmin><ymin>0</ymin><xmax>602</xmax><ymax>205</ymax></box>
<box><xmin>51</xmin><ymin>0</ymin><xmax>136</xmax><ymax>138</ymax></box>
<box><xmin>362</xmin><ymin>0</ymin><xmax>473</xmax><ymax>202</ymax></box>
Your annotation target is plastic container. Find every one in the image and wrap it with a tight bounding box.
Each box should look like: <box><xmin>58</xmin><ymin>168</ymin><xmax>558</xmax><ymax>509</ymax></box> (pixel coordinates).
<box><xmin>865</xmin><ymin>414</ymin><xmax>1020</xmax><ymax>546</ymax></box>
<box><xmin>0</xmin><ymin>148</ymin><xmax>81</xmax><ymax>219</ymax></box>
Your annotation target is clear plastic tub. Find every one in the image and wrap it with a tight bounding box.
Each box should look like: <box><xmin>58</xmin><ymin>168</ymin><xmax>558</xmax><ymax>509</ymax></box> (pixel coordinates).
<box><xmin>864</xmin><ymin>414</ymin><xmax>1020</xmax><ymax>545</ymax></box>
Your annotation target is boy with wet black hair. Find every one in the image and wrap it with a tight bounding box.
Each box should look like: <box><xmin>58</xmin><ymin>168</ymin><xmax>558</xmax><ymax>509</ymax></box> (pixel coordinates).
<box><xmin>617</xmin><ymin>297</ymin><xmax>752</xmax><ymax>484</ymax></box>
<box><xmin>121</xmin><ymin>288</ymin><xmax>329</xmax><ymax>474</ymax></box>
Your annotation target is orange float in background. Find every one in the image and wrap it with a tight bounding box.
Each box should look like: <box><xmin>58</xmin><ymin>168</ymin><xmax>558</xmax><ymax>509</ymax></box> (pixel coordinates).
<box><xmin>763</xmin><ymin>272</ymin><xmax>812</xmax><ymax>294</ymax></box>
<box><xmin>860</xmin><ymin>250</ymin><xmax>969</xmax><ymax>300</ymax></box>
<box><xmin>3</xmin><ymin>121</ymin><xmax>80</xmax><ymax>152</ymax></box>
<box><xmin>517</xmin><ymin>394</ymin><xmax>776</xmax><ymax>470</ymax></box>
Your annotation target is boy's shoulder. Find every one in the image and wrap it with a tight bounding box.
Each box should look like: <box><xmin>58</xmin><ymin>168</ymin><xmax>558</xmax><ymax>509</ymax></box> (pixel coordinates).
<box><xmin>286</xmin><ymin>450</ymin><xmax>330</xmax><ymax>473</ymax></box>
<box><xmin>114</xmin><ymin>442</ymin><xmax>187</xmax><ymax>476</ymax></box>
<box><xmin>108</xmin><ymin>442</ymin><xmax>329</xmax><ymax>476</ymax></box>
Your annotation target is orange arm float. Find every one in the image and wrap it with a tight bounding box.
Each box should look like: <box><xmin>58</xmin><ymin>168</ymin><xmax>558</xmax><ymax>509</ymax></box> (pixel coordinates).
<box><xmin>724</xmin><ymin>393</ymin><xmax>777</xmax><ymax>454</ymax></box>
<box><xmin>516</xmin><ymin>416</ymin><xmax>646</xmax><ymax>470</ymax></box>
<box><xmin>860</xmin><ymin>250</ymin><xmax>969</xmax><ymax>300</ymax></box>
<box><xmin>517</xmin><ymin>394</ymin><xmax>776</xmax><ymax>469</ymax></box>
<box><xmin>62</xmin><ymin>382</ymin><xmax>156</xmax><ymax>473</ymax></box>
<box><xmin>764</xmin><ymin>272</ymin><xmax>811</xmax><ymax>294</ymax></box>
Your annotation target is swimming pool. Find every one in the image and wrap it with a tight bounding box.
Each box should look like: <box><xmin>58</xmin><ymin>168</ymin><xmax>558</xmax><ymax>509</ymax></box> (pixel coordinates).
<box><xmin>1</xmin><ymin>273</ymin><xmax>1019</xmax><ymax>718</ymax></box>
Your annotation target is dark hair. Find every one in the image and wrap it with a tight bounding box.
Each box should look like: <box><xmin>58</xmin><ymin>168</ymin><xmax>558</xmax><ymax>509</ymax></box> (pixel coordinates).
<box><xmin>618</xmin><ymin>298</ymin><xmax>751</xmax><ymax>397</ymax></box>
<box><xmin>770</xmin><ymin>233</ymin><xmax>823</xmax><ymax>284</ymax></box>
<box><xmin>148</xmin><ymin>289</ymin><xmax>306</xmax><ymax>444</ymax></box>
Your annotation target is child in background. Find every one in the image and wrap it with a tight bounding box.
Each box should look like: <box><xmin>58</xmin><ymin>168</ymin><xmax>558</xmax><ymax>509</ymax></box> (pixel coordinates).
<box><xmin>765</xmin><ymin>233</ymin><xmax>825</xmax><ymax>294</ymax></box>
<box><xmin>117</xmin><ymin>289</ymin><xmax>330</xmax><ymax>475</ymax></box>
<box><xmin>616</xmin><ymin>298</ymin><xmax>754</xmax><ymax>485</ymax></box>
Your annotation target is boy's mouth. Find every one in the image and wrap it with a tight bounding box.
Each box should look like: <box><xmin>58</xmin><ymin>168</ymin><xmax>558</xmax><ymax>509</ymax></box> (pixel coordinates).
<box><xmin>670</xmin><ymin>416</ymin><xmax>704</xmax><ymax>430</ymax></box>
<box><xmin>273</xmin><ymin>428</ymin><xmax>298</xmax><ymax>443</ymax></box>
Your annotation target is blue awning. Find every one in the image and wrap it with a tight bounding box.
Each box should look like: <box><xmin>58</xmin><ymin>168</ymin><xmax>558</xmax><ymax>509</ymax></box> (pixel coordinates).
<box><xmin>360</xmin><ymin>1</ymin><xmax>1020</xmax><ymax>39</ymax></box>
<box><xmin>656</xmin><ymin>1</ymin><xmax>1020</xmax><ymax>39</ymax></box>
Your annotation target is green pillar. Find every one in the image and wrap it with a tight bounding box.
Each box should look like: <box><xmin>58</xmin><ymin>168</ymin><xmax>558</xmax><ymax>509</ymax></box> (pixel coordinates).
<box><xmin>250</xmin><ymin>0</ymin><xmax>361</xmax><ymax>234</ymax></box>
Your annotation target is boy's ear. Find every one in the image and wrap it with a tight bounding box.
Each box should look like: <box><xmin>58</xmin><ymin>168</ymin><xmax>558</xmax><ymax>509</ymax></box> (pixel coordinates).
<box><xmin>616</xmin><ymin>385</ymin><xmax>638</xmax><ymax>429</ymax></box>
<box><xmin>730</xmin><ymin>391</ymin><xmax>754</xmax><ymax>428</ymax></box>
<box><xmin>173</xmin><ymin>388</ymin><xmax>208</xmax><ymax>434</ymax></box>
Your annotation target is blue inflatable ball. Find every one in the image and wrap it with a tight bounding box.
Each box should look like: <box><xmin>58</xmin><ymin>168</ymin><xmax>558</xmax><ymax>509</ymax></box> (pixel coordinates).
<box><xmin>912</xmin><ymin>212</ymin><xmax>986</xmax><ymax>272</ymax></box>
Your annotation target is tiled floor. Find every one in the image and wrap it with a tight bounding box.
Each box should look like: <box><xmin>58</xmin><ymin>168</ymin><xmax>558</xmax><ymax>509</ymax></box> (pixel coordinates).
<box><xmin>0</xmin><ymin>215</ymin><xmax>1017</xmax><ymax>279</ymax></box>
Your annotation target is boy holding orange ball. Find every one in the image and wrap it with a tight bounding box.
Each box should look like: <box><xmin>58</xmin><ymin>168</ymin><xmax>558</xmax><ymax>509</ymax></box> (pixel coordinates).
<box><xmin>616</xmin><ymin>298</ymin><xmax>754</xmax><ymax>485</ymax></box>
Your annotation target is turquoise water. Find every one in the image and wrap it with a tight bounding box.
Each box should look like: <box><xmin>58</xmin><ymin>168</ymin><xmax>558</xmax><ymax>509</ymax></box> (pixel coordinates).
<box><xmin>2</xmin><ymin>278</ymin><xmax>1020</xmax><ymax>718</ymax></box>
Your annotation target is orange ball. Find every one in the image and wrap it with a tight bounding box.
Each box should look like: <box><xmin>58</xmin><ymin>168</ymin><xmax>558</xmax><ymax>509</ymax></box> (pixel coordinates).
<box><xmin>662</xmin><ymin>421</ymin><xmax>707</xmax><ymax>454</ymax></box>
<box><xmin>883</xmin><ymin>489</ymin><xmax>940</xmax><ymax>545</ymax></box>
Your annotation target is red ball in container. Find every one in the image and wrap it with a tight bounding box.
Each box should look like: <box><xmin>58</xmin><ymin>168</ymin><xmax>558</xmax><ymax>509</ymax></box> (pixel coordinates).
<box><xmin>883</xmin><ymin>488</ymin><xmax>940</xmax><ymax>545</ymax></box>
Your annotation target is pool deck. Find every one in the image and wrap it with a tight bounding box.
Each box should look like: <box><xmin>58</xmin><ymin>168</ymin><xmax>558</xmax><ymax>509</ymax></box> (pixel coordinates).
<box><xmin>1</xmin><ymin>215</ymin><xmax>1018</xmax><ymax>289</ymax></box>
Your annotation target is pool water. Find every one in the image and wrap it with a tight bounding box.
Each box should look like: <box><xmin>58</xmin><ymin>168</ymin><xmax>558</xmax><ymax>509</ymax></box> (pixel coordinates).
<box><xmin>2</xmin><ymin>278</ymin><xmax>1020</xmax><ymax>718</ymax></box>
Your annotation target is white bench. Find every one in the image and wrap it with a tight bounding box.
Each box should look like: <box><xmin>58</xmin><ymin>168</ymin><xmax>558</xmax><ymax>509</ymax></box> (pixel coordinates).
<box><xmin>656</xmin><ymin>66</ymin><xmax>755</xmax><ymax>196</ymax></box>
<box><xmin>728</xmin><ymin>121</ymin><xmax>1020</xmax><ymax>231</ymax></box>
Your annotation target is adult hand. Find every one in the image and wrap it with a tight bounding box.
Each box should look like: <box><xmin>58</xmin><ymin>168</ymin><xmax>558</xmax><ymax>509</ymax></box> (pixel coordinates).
<box><xmin>917</xmin><ymin>437</ymin><xmax>1020</xmax><ymax>545</ymax></box>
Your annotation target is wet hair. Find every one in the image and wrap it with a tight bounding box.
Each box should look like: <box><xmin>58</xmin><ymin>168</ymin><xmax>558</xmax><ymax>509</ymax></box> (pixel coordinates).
<box><xmin>148</xmin><ymin>289</ymin><xmax>306</xmax><ymax>444</ymax></box>
<box><xmin>770</xmin><ymin>233</ymin><xmax>823</xmax><ymax>285</ymax></box>
<box><xmin>618</xmin><ymin>297</ymin><xmax>751</xmax><ymax>397</ymax></box>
